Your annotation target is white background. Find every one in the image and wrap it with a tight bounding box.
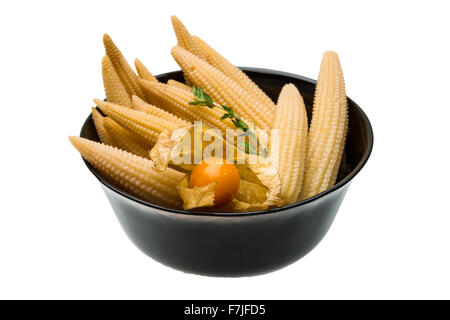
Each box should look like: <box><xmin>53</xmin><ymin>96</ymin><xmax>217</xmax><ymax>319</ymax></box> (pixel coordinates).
<box><xmin>0</xmin><ymin>0</ymin><xmax>449</xmax><ymax>299</ymax></box>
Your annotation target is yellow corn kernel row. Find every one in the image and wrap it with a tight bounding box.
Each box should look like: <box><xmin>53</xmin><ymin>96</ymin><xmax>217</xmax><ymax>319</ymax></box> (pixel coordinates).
<box><xmin>139</xmin><ymin>79</ymin><xmax>238</xmax><ymax>134</ymax></box>
<box><xmin>69</xmin><ymin>136</ymin><xmax>183</xmax><ymax>208</ymax></box>
<box><xmin>131</xmin><ymin>95</ymin><xmax>190</xmax><ymax>127</ymax></box>
<box><xmin>103</xmin><ymin>117</ymin><xmax>152</xmax><ymax>159</ymax></box>
<box><xmin>271</xmin><ymin>84</ymin><xmax>308</xmax><ymax>204</ymax></box>
<box><xmin>102</xmin><ymin>55</ymin><xmax>132</xmax><ymax>108</ymax></box>
<box><xmin>170</xmin><ymin>16</ymin><xmax>205</xmax><ymax>60</ymax></box>
<box><xmin>91</xmin><ymin>107</ymin><xmax>117</xmax><ymax>147</ymax></box>
<box><xmin>103</xmin><ymin>34</ymin><xmax>145</xmax><ymax>99</ymax></box>
<box><xmin>167</xmin><ymin>79</ymin><xmax>191</xmax><ymax>92</ymax></box>
<box><xmin>301</xmin><ymin>51</ymin><xmax>348</xmax><ymax>200</ymax></box>
<box><xmin>170</xmin><ymin>15</ymin><xmax>202</xmax><ymax>86</ymax></box>
<box><xmin>169</xmin><ymin>16</ymin><xmax>275</xmax><ymax>111</ymax></box>
<box><xmin>171</xmin><ymin>45</ymin><xmax>273</xmax><ymax>129</ymax></box>
<box><xmin>134</xmin><ymin>58</ymin><xmax>158</xmax><ymax>82</ymax></box>
<box><xmin>193</xmin><ymin>36</ymin><xmax>276</xmax><ymax>111</ymax></box>
<box><xmin>134</xmin><ymin>58</ymin><xmax>160</xmax><ymax>105</ymax></box>
<box><xmin>94</xmin><ymin>99</ymin><xmax>177</xmax><ymax>145</ymax></box>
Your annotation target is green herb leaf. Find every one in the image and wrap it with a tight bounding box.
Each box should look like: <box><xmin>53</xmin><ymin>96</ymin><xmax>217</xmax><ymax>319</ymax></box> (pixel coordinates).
<box><xmin>189</xmin><ymin>86</ymin><xmax>266</xmax><ymax>155</ymax></box>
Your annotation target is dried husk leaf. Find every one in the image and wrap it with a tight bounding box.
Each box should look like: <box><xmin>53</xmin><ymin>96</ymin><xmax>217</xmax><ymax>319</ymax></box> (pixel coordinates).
<box><xmin>150</xmin><ymin>124</ymin><xmax>283</xmax><ymax>212</ymax></box>
<box><xmin>176</xmin><ymin>176</ymin><xmax>215</xmax><ymax>210</ymax></box>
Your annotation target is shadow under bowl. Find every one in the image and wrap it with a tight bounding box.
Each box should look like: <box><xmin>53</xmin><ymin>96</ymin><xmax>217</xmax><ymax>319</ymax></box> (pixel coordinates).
<box><xmin>80</xmin><ymin>68</ymin><xmax>373</xmax><ymax>277</ymax></box>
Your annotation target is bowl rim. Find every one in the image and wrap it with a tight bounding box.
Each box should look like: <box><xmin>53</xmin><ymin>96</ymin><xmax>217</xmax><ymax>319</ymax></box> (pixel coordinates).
<box><xmin>81</xmin><ymin>67</ymin><xmax>374</xmax><ymax>217</ymax></box>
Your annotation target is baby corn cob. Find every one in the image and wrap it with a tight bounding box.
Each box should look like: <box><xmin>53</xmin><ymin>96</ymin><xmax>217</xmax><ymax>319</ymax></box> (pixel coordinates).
<box><xmin>102</xmin><ymin>55</ymin><xmax>132</xmax><ymax>108</ymax></box>
<box><xmin>103</xmin><ymin>34</ymin><xmax>145</xmax><ymax>99</ymax></box>
<box><xmin>131</xmin><ymin>95</ymin><xmax>190</xmax><ymax>127</ymax></box>
<box><xmin>139</xmin><ymin>79</ymin><xmax>237</xmax><ymax>134</ymax></box>
<box><xmin>134</xmin><ymin>58</ymin><xmax>160</xmax><ymax>104</ymax></box>
<box><xmin>91</xmin><ymin>107</ymin><xmax>117</xmax><ymax>147</ymax></box>
<box><xmin>271</xmin><ymin>84</ymin><xmax>308</xmax><ymax>204</ymax></box>
<box><xmin>193</xmin><ymin>36</ymin><xmax>275</xmax><ymax>110</ymax></box>
<box><xmin>69</xmin><ymin>136</ymin><xmax>183</xmax><ymax>208</ymax></box>
<box><xmin>134</xmin><ymin>58</ymin><xmax>158</xmax><ymax>82</ymax></box>
<box><xmin>301</xmin><ymin>51</ymin><xmax>348</xmax><ymax>200</ymax></box>
<box><xmin>167</xmin><ymin>79</ymin><xmax>191</xmax><ymax>92</ymax></box>
<box><xmin>171</xmin><ymin>46</ymin><xmax>273</xmax><ymax>129</ymax></box>
<box><xmin>170</xmin><ymin>15</ymin><xmax>203</xmax><ymax>86</ymax></box>
<box><xmin>103</xmin><ymin>117</ymin><xmax>152</xmax><ymax>159</ymax></box>
<box><xmin>170</xmin><ymin>16</ymin><xmax>205</xmax><ymax>60</ymax></box>
<box><xmin>94</xmin><ymin>99</ymin><xmax>177</xmax><ymax>145</ymax></box>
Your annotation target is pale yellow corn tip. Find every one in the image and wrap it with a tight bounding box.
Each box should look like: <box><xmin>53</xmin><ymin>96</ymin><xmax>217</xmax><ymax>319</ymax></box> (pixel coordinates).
<box><xmin>102</xmin><ymin>55</ymin><xmax>132</xmax><ymax>108</ymax></box>
<box><xmin>91</xmin><ymin>107</ymin><xmax>117</xmax><ymax>147</ymax></box>
<box><xmin>69</xmin><ymin>136</ymin><xmax>183</xmax><ymax>208</ymax></box>
<box><xmin>94</xmin><ymin>99</ymin><xmax>177</xmax><ymax>146</ymax></box>
<box><xmin>134</xmin><ymin>58</ymin><xmax>158</xmax><ymax>82</ymax></box>
<box><xmin>170</xmin><ymin>16</ymin><xmax>205</xmax><ymax>59</ymax></box>
<box><xmin>103</xmin><ymin>34</ymin><xmax>145</xmax><ymax>99</ymax></box>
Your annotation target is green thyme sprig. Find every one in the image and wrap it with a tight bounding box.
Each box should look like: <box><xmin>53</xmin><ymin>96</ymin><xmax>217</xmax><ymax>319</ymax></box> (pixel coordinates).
<box><xmin>189</xmin><ymin>86</ymin><xmax>267</xmax><ymax>156</ymax></box>
<box><xmin>189</xmin><ymin>86</ymin><xmax>249</xmax><ymax>132</ymax></box>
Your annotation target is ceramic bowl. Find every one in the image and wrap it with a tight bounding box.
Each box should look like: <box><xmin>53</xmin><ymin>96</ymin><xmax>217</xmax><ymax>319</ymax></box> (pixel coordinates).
<box><xmin>79</xmin><ymin>68</ymin><xmax>373</xmax><ymax>277</ymax></box>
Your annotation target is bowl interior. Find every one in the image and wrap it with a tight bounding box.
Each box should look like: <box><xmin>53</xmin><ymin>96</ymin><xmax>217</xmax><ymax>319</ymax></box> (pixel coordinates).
<box><xmin>80</xmin><ymin>68</ymin><xmax>373</xmax><ymax>214</ymax></box>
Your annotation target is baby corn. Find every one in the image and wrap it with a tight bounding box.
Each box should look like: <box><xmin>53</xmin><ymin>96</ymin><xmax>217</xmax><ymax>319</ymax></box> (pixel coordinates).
<box><xmin>134</xmin><ymin>58</ymin><xmax>160</xmax><ymax>104</ymax></box>
<box><xmin>131</xmin><ymin>95</ymin><xmax>190</xmax><ymax>127</ymax></box>
<box><xmin>102</xmin><ymin>55</ymin><xmax>132</xmax><ymax>108</ymax></box>
<box><xmin>69</xmin><ymin>136</ymin><xmax>183</xmax><ymax>208</ymax></box>
<box><xmin>167</xmin><ymin>79</ymin><xmax>192</xmax><ymax>92</ymax></box>
<box><xmin>134</xmin><ymin>58</ymin><xmax>158</xmax><ymax>82</ymax></box>
<box><xmin>139</xmin><ymin>79</ymin><xmax>237</xmax><ymax>134</ymax></box>
<box><xmin>103</xmin><ymin>34</ymin><xmax>145</xmax><ymax>99</ymax></box>
<box><xmin>94</xmin><ymin>99</ymin><xmax>177</xmax><ymax>145</ymax></box>
<box><xmin>103</xmin><ymin>117</ymin><xmax>152</xmax><ymax>159</ymax></box>
<box><xmin>193</xmin><ymin>36</ymin><xmax>275</xmax><ymax>110</ymax></box>
<box><xmin>171</xmin><ymin>46</ymin><xmax>273</xmax><ymax>129</ymax></box>
<box><xmin>171</xmin><ymin>16</ymin><xmax>205</xmax><ymax>59</ymax></box>
<box><xmin>271</xmin><ymin>84</ymin><xmax>308</xmax><ymax>204</ymax></box>
<box><xmin>91</xmin><ymin>107</ymin><xmax>117</xmax><ymax>147</ymax></box>
<box><xmin>301</xmin><ymin>51</ymin><xmax>348</xmax><ymax>200</ymax></box>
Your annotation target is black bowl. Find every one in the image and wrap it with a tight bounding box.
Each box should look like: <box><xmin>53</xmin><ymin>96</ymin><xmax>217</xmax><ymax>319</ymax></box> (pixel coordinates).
<box><xmin>80</xmin><ymin>68</ymin><xmax>373</xmax><ymax>277</ymax></box>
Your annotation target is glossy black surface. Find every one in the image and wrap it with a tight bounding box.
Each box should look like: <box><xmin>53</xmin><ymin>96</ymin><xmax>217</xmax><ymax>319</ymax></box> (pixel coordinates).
<box><xmin>80</xmin><ymin>68</ymin><xmax>373</xmax><ymax>276</ymax></box>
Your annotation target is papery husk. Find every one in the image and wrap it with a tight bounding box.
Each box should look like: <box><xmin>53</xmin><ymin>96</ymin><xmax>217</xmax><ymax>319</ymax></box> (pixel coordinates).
<box><xmin>177</xmin><ymin>176</ymin><xmax>215</xmax><ymax>210</ymax></box>
<box><xmin>150</xmin><ymin>124</ymin><xmax>283</xmax><ymax>212</ymax></box>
